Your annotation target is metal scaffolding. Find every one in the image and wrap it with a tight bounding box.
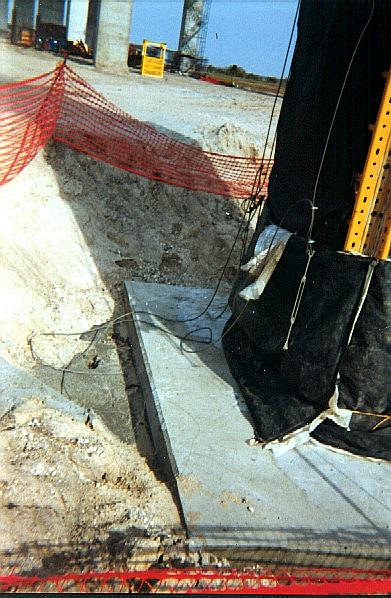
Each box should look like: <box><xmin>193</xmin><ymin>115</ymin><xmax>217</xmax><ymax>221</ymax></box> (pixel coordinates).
<box><xmin>177</xmin><ymin>0</ymin><xmax>211</xmax><ymax>73</ymax></box>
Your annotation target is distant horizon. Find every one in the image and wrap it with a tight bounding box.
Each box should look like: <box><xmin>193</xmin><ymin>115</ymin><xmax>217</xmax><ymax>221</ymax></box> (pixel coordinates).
<box><xmin>131</xmin><ymin>0</ymin><xmax>299</xmax><ymax>78</ymax></box>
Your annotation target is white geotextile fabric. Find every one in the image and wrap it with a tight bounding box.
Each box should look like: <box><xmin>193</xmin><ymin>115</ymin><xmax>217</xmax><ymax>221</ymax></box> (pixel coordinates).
<box><xmin>263</xmin><ymin>384</ymin><xmax>353</xmax><ymax>457</ymax></box>
<box><xmin>239</xmin><ymin>225</ymin><xmax>292</xmax><ymax>302</ymax></box>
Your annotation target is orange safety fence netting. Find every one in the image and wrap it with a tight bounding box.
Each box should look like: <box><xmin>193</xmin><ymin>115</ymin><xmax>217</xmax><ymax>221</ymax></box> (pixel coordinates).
<box><xmin>0</xmin><ymin>66</ymin><xmax>65</xmax><ymax>186</ymax></box>
<box><xmin>0</xmin><ymin>62</ymin><xmax>273</xmax><ymax>198</ymax></box>
<box><xmin>1</xmin><ymin>566</ymin><xmax>391</xmax><ymax>594</ymax></box>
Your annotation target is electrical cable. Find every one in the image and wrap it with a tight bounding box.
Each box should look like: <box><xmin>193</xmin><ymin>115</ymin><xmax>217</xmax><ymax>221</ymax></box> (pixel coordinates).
<box><xmin>28</xmin><ymin>315</ymin><xmax>133</xmax><ymax>384</ymax></box>
<box><xmin>178</xmin><ymin>0</ymin><xmax>300</xmax><ymax>326</ymax></box>
<box><xmin>29</xmin><ymin>315</ymin><xmax>213</xmax><ymax>374</ymax></box>
<box><xmin>177</xmin><ymin>0</ymin><xmax>301</xmax><ymax>340</ymax></box>
<box><xmin>255</xmin><ymin>0</ymin><xmax>299</xmax><ymax>193</ymax></box>
<box><xmin>240</xmin><ymin>127</ymin><xmax>278</xmax><ymax>261</ymax></box>
<box><xmin>239</xmin><ymin>0</ymin><xmax>300</xmax><ymax>262</ymax></box>
<box><xmin>29</xmin><ymin>201</ymin><xmax>312</xmax><ymax>370</ymax></box>
<box><xmin>307</xmin><ymin>0</ymin><xmax>375</xmax><ymax>246</ymax></box>
<box><xmin>170</xmin><ymin>198</ymin><xmax>314</xmax><ymax>356</ymax></box>
<box><xmin>136</xmin><ymin>0</ymin><xmax>300</xmax><ymax>331</ymax></box>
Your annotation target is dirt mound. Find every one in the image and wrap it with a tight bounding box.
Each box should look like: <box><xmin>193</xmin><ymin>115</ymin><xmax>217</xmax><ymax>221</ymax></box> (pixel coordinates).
<box><xmin>197</xmin><ymin>122</ymin><xmax>263</xmax><ymax>157</ymax></box>
<box><xmin>0</xmin><ymin>142</ymin><xmax>243</xmax><ymax>370</ymax></box>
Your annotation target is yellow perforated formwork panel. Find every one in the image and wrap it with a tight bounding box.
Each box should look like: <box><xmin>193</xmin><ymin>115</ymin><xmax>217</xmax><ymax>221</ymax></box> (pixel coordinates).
<box><xmin>344</xmin><ymin>68</ymin><xmax>391</xmax><ymax>259</ymax></box>
<box><xmin>365</xmin><ymin>154</ymin><xmax>391</xmax><ymax>259</ymax></box>
<box><xmin>141</xmin><ymin>40</ymin><xmax>166</xmax><ymax>78</ymax></box>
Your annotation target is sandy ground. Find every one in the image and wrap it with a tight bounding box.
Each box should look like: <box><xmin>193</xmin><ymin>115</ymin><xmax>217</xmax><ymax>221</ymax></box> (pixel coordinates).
<box><xmin>0</xmin><ymin>394</ymin><xmax>182</xmax><ymax>575</ymax></box>
<box><xmin>0</xmin><ymin>39</ymin><xmax>278</xmax><ymax>575</ymax></box>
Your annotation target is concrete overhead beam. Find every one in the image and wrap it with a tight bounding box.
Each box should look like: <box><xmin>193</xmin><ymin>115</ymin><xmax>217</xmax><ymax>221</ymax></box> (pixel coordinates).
<box><xmin>94</xmin><ymin>0</ymin><xmax>132</xmax><ymax>75</ymax></box>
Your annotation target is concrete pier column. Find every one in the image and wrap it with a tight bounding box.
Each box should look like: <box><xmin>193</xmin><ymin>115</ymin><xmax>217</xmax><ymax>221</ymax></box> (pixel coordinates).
<box><xmin>94</xmin><ymin>0</ymin><xmax>132</xmax><ymax>74</ymax></box>
<box><xmin>66</xmin><ymin>0</ymin><xmax>89</xmax><ymax>42</ymax></box>
<box><xmin>37</xmin><ymin>0</ymin><xmax>65</xmax><ymax>25</ymax></box>
<box><xmin>0</xmin><ymin>0</ymin><xmax>8</xmax><ymax>31</ymax></box>
<box><xmin>12</xmin><ymin>0</ymin><xmax>35</xmax><ymax>30</ymax></box>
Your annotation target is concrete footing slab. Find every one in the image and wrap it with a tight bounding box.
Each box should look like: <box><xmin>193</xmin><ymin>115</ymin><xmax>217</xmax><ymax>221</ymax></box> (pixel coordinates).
<box><xmin>124</xmin><ymin>281</ymin><xmax>391</xmax><ymax>568</ymax></box>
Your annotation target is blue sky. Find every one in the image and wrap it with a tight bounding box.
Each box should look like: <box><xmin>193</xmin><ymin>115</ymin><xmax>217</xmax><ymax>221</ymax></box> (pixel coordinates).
<box><xmin>131</xmin><ymin>0</ymin><xmax>299</xmax><ymax>77</ymax></box>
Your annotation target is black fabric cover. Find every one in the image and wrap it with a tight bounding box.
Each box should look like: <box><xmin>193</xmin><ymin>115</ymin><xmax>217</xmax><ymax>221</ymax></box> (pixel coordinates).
<box><xmin>313</xmin><ymin>261</ymin><xmax>391</xmax><ymax>458</ymax></box>
<box><xmin>223</xmin><ymin>240</ymin><xmax>391</xmax><ymax>455</ymax></box>
<box><xmin>223</xmin><ymin>0</ymin><xmax>391</xmax><ymax>459</ymax></box>
<box><xmin>265</xmin><ymin>0</ymin><xmax>391</xmax><ymax>250</ymax></box>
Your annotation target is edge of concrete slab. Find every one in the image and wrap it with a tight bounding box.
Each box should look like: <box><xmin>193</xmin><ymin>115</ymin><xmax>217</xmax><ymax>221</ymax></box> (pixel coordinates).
<box><xmin>123</xmin><ymin>281</ymin><xmax>391</xmax><ymax>569</ymax></box>
<box><xmin>123</xmin><ymin>283</ymin><xmax>180</xmax><ymax>482</ymax></box>
<box><xmin>189</xmin><ymin>539</ymin><xmax>391</xmax><ymax>569</ymax></box>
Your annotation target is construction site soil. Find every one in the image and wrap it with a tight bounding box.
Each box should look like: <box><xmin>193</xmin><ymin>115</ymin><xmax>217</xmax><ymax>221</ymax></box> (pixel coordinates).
<box><xmin>0</xmin><ymin>40</ymin><xmax>279</xmax><ymax>574</ymax></box>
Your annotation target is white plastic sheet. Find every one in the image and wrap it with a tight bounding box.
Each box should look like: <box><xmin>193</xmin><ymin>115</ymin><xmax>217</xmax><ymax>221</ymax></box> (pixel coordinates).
<box><xmin>239</xmin><ymin>225</ymin><xmax>292</xmax><ymax>302</ymax></box>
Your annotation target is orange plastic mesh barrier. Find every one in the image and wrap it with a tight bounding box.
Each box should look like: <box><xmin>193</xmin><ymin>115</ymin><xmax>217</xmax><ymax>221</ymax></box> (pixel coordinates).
<box><xmin>1</xmin><ymin>566</ymin><xmax>391</xmax><ymax>594</ymax></box>
<box><xmin>0</xmin><ymin>62</ymin><xmax>273</xmax><ymax>198</ymax></box>
<box><xmin>0</xmin><ymin>66</ymin><xmax>65</xmax><ymax>186</ymax></box>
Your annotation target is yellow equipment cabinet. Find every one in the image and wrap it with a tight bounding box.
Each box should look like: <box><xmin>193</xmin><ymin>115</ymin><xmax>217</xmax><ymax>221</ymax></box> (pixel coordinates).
<box><xmin>141</xmin><ymin>41</ymin><xmax>166</xmax><ymax>79</ymax></box>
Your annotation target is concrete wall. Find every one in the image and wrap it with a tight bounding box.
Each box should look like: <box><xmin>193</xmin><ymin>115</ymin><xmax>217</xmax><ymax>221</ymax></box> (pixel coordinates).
<box><xmin>38</xmin><ymin>0</ymin><xmax>64</xmax><ymax>25</ymax></box>
<box><xmin>66</xmin><ymin>0</ymin><xmax>89</xmax><ymax>42</ymax></box>
<box><xmin>94</xmin><ymin>0</ymin><xmax>132</xmax><ymax>73</ymax></box>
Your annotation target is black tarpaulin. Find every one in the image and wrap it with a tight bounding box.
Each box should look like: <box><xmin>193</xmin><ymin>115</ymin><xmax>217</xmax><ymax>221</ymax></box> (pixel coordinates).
<box><xmin>265</xmin><ymin>0</ymin><xmax>391</xmax><ymax>250</ymax></box>
<box><xmin>223</xmin><ymin>0</ymin><xmax>391</xmax><ymax>459</ymax></box>
<box><xmin>223</xmin><ymin>238</ymin><xmax>391</xmax><ymax>454</ymax></box>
